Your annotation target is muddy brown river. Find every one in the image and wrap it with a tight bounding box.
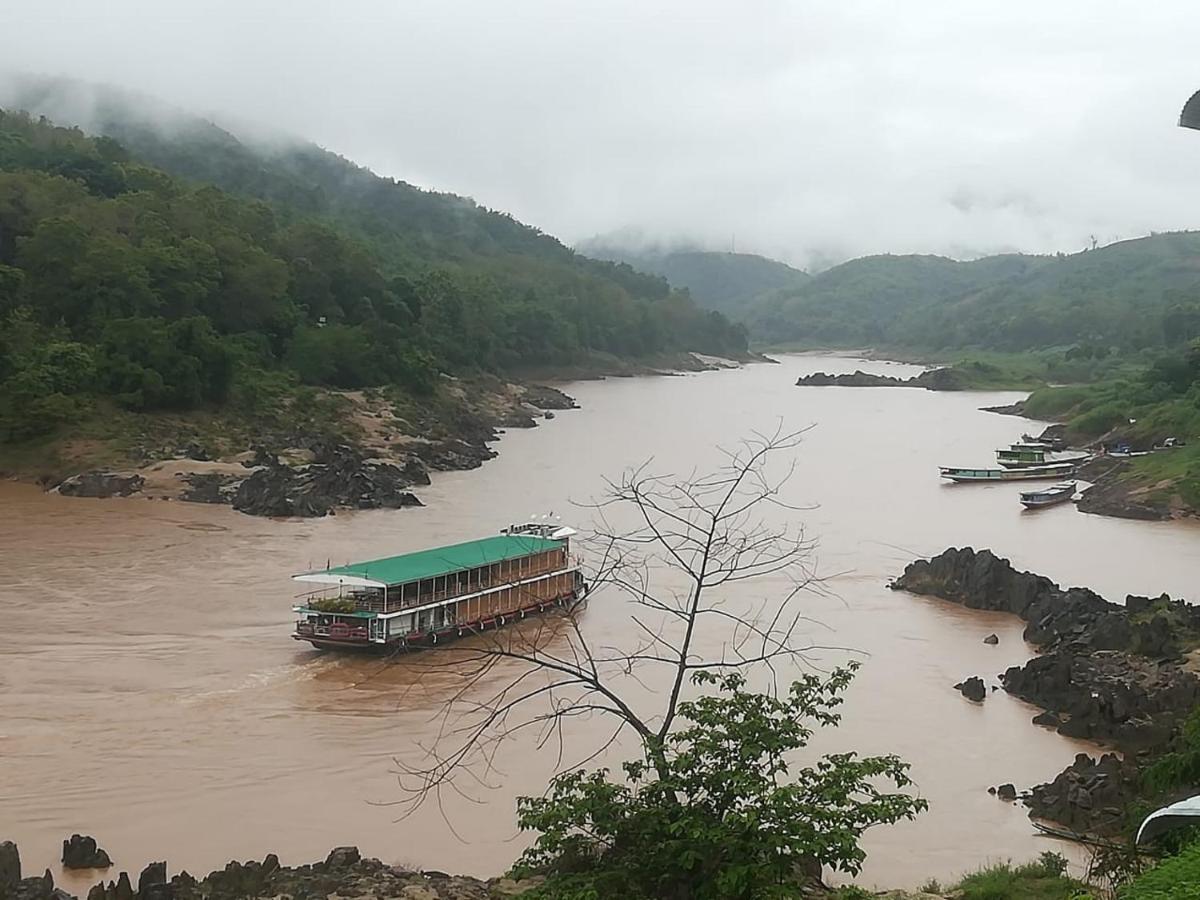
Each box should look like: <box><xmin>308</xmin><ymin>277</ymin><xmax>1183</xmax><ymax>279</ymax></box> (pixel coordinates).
<box><xmin>3</xmin><ymin>355</ymin><xmax>1198</xmax><ymax>891</ymax></box>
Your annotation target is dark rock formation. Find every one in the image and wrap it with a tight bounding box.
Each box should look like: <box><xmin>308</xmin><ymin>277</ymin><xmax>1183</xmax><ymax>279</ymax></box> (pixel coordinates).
<box><xmin>893</xmin><ymin>546</ymin><xmax>1200</xmax><ymax>836</ymax></box>
<box><xmin>61</xmin><ymin>836</ymin><xmax>111</xmax><ymax>870</ymax></box>
<box><xmin>179</xmin><ymin>474</ymin><xmax>240</xmax><ymax>505</ymax></box>
<box><xmin>1026</xmin><ymin>753</ymin><xmax>1139</xmax><ymax>835</ymax></box>
<box><xmin>233</xmin><ymin>445</ymin><xmax>424</xmax><ymax>517</ymax></box>
<box><xmin>796</xmin><ymin>367</ymin><xmax>965</xmax><ymax>390</ymax></box>
<box><xmin>55</xmin><ymin>473</ymin><xmax>144</xmax><ymax>499</ymax></box>
<box><xmin>1</xmin><ymin>842</ymin><xmax>19</xmax><ymax>894</ymax></box>
<box><xmin>1076</xmin><ymin>477</ymin><xmax>1173</xmax><ymax>521</ymax></box>
<box><xmin>325</xmin><ymin>847</ymin><xmax>361</xmax><ymax>868</ymax></box>
<box><xmin>408</xmin><ymin>439</ymin><xmax>496</xmax><ymax>472</ymax></box>
<box><xmin>955</xmin><ymin>677</ymin><xmax>987</xmax><ymax>702</ymax></box>
<box><xmin>521</xmin><ymin>385</ymin><xmax>579</xmax><ymax>410</ymax></box>
<box><xmin>136</xmin><ymin>863</ymin><xmax>166</xmax><ymax>897</ymax></box>
<box><xmin>891</xmin><ymin>547</ymin><xmax>1200</xmax><ymax>661</ymax></box>
<box><xmin>796</xmin><ymin>370</ymin><xmax>917</xmax><ymax>388</ymax></box>
<box><xmin>996</xmin><ymin>783</ymin><xmax>1017</xmax><ymax>801</ymax></box>
<box><xmin>983</xmin><ymin>633</ymin><xmax>999</xmax><ymax>645</ymax></box>
<box><xmin>1002</xmin><ymin>650</ymin><xmax>1200</xmax><ymax>749</ymax></box>
<box><xmin>5</xmin><ymin>866</ymin><xmax>69</xmax><ymax>900</ymax></box>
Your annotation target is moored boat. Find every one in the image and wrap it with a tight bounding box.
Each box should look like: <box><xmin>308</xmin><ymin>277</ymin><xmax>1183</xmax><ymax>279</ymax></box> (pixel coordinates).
<box><xmin>939</xmin><ymin>462</ymin><xmax>1079</xmax><ymax>483</ymax></box>
<box><xmin>1019</xmin><ymin>481</ymin><xmax>1077</xmax><ymax>509</ymax></box>
<box><xmin>995</xmin><ymin>446</ymin><xmax>1090</xmax><ymax>469</ymax></box>
<box><xmin>291</xmin><ymin>522</ymin><xmax>587</xmax><ymax>652</ymax></box>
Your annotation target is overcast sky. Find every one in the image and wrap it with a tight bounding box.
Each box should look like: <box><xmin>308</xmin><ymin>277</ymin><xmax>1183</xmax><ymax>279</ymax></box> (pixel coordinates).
<box><xmin>5</xmin><ymin>1</ymin><xmax>1200</xmax><ymax>268</ymax></box>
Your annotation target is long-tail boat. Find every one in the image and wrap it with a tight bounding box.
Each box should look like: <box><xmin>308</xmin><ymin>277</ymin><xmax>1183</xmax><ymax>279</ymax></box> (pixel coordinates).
<box><xmin>291</xmin><ymin>522</ymin><xmax>586</xmax><ymax>651</ymax></box>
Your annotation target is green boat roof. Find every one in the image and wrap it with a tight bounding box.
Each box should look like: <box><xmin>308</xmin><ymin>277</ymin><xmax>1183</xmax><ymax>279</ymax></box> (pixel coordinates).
<box><xmin>293</xmin><ymin>534</ymin><xmax>564</xmax><ymax>588</ymax></box>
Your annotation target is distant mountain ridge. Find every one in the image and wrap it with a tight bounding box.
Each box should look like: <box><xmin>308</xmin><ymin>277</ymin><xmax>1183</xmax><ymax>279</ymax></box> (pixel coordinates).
<box><xmin>745</xmin><ymin>235</ymin><xmax>1200</xmax><ymax>352</ymax></box>
<box><xmin>578</xmin><ymin>241</ymin><xmax>809</xmax><ymax>318</ymax></box>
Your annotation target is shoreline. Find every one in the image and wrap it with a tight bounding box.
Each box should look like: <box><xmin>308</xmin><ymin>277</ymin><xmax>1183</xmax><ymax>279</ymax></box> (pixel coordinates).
<box><xmin>1</xmin><ymin>352</ymin><xmax>753</xmax><ymax>519</ymax></box>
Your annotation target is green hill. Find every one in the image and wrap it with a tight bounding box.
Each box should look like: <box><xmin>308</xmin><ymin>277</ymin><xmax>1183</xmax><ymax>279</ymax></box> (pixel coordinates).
<box><xmin>745</xmin><ymin>252</ymin><xmax>1046</xmax><ymax>347</ymax></box>
<box><xmin>578</xmin><ymin>243</ymin><xmax>809</xmax><ymax>318</ymax></box>
<box><xmin>0</xmin><ymin>89</ymin><xmax>748</xmax><ymax>448</ymax></box>
<box><xmin>746</xmin><ymin>235</ymin><xmax>1200</xmax><ymax>353</ymax></box>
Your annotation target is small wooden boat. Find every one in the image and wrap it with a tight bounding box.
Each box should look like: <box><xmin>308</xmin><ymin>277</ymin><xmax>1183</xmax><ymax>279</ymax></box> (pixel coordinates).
<box><xmin>1020</xmin><ymin>481</ymin><xmax>1077</xmax><ymax>508</ymax></box>
<box><xmin>939</xmin><ymin>462</ymin><xmax>1079</xmax><ymax>483</ymax></box>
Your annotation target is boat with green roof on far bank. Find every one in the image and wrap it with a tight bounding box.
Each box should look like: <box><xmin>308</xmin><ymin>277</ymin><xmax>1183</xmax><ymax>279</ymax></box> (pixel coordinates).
<box><xmin>291</xmin><ymin>521</ymin><xmax>587</xmax><ymax>652</ymax></box>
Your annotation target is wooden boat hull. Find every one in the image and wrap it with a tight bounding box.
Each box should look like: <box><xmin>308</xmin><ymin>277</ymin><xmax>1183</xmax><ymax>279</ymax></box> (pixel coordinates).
<box><xmin>940</xmin><ymin>464</ymin><xmax>1078</xmax><ymax>483</ymax></box>
<box><xmin>1020</xmin><ymin>482</ymin><xmax>1077</xmax><ymax>508</ymax></box>
<box><xmin>295</xmin><ymin>589</ymin><xmax>585</xmax><ymax>653</ymax></box>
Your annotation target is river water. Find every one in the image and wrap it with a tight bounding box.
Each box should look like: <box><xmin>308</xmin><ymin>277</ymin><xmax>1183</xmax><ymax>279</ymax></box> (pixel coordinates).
<box><xmin>2</xmin><ymin>354</ymin><xmax>1198</xmax><ymax>891</ymax></box>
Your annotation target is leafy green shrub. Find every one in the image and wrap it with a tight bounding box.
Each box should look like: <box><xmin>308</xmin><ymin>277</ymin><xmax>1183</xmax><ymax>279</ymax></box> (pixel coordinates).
<box><xmin>1121</xmin><ymin>840</ymin><xmax>1200</xmax><ymax>899</ymax></box>
<box><xmin>513</xmin><ymin>666</ymin><xmax>926</xmax><ymax>900</ymax></box>
<box><xmin>954</xmin><ymin>855</ymin><xmax>1085</xmax><ymax>900</ymax></box>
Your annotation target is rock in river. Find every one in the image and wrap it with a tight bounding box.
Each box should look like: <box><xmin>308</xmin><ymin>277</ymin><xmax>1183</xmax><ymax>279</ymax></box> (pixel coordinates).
<box><xmin>55</xmin><ymin>473</ymin><xmax>144</xmax><ymax>499</ymax></box>
<box><xmin>62</xmin><ymin>835</ymin><xmax>111</xmax><ymax>869</ymax></box>
<box><xmin>955</xmin><ymin>676</ymin><xmax>987</xmax><ymax>702</ymax></box>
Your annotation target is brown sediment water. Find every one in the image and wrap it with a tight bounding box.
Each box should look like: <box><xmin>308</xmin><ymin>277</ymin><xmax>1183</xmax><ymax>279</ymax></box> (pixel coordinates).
<box><xmin>2</xmin><ymin>354</ymin><xmax>1198</xmax><ymax>891</ymax></box>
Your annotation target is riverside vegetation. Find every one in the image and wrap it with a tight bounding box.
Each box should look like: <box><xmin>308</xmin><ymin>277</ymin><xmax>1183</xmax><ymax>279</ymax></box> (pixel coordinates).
<box><xmin>0</xmin><ymin>97</ymin><xmax>747</xmax><ymax>512</ymax></box>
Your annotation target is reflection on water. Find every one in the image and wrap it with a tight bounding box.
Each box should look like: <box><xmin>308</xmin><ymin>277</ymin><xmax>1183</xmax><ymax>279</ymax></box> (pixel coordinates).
<box><xmin>2</xmin><ymin>354</ymin><xmax>1198</xmax><ymax>889</ymax></box>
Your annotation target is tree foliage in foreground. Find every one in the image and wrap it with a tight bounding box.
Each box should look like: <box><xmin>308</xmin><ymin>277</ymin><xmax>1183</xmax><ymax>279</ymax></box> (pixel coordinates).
<box><xmin>513</xmin><ymin>667</ymin><xmax>927</xmax><ymax>900</ymax></box>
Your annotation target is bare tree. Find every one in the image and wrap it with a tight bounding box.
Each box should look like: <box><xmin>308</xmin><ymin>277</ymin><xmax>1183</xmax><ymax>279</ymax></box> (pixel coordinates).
<box><xmin>391</xmin><ymin>427</ymin><xmax>830</xmax><ymax>814</ymax></box>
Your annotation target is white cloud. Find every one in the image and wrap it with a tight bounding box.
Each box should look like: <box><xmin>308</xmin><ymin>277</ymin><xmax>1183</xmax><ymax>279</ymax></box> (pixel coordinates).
<box><xmin>4</xmin><ymin>0</ymin><xmax>1200</xmax><ymax>267</ymax></box>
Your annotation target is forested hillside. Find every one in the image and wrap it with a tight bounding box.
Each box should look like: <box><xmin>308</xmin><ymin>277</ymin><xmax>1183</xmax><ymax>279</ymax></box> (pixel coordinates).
<box><xmin>0</xmin><ymin>106</ymin><xmax>746</xmax><ymax>444</ymax></box>
<box><xmin>578</xmin><ymin>242</ymin><xmax>809</xmax><ymax>318</ymax></box>
<box><xmin>747</xmin><ymin>235</ymin><xmax>1200</xmax><ymax>353</ymax></box>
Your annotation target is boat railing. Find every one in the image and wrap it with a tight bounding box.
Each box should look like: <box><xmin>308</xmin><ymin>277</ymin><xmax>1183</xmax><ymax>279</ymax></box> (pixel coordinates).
<box><xmin>298</xmin><ymin>560</ymin><xmax>571</xmax><ymax>613</ymax></box>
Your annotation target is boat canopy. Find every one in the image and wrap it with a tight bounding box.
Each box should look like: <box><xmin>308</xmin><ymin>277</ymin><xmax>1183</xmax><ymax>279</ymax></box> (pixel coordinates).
<box><xmin>1137</xmin><ymin>794</ymin><xmax>1200</xmax><ymax>844</ymax></box>
<box><xmin>294</xmin><ymin>534</ymin><xmax>566</xmax><ymax>588</ymax></box>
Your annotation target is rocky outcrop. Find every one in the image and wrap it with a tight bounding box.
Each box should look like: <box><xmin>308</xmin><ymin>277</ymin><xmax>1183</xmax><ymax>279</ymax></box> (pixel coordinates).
<box><xmin>1025</xmin><ymin>753</ymin><xmax>1140</xmax><ymax>835</ymax></box>
<box><xmin>983</xmin><ymin>633</ymin><xmax>999</xmax><ymax>645</ymax></box>
<box><xmin>796</xmin><ymin>370</ymin><xmax>919</xmax><ymax>388</ymax></box>
<box><xmin>796</xmin><ymin>367</ymin><xmax>965</xmax><ymax>390</ymax></box>
<box><xmin>1003</xmin><ymin>650</ymin><xmax>1200</xmax><ymax>749</ymax></box>
<box><xmin>891</xmin><ymin>547</ymin><xmax>1200</xmax><ymax>660</ymax></box>
<box><xmin>73</xmin><ymin>846</ymin><xmax>532</xmax><ymax>900</ymax></box>
<box><xmin>232</xmin><ymin>445</ymin><xmax>424</xmax><ymax>518</ymax></box>
<box><xmin>61</xmin><ymin>837</ymin><xmax>110</xmax><ymax>870</ymax></box>
<box><xmin>893</xmin><ymin>547</ymin><xmax>1200</xmax><ymax>835</ymax></box>
<box><xmin>520</xmin><ymin>385</ymin><xmax>578</xmax><ymax>411</ymax></box>
<box><xmin>955</xmin><ymin>677</ymin><xmax>987</xmax><ymax>702</ymax></box>
<box><xmin>55</xmin><ymin>473</ymin><xmax>144</xmax><ymax>499</ymax></box>
<box><xmin>1</xmin><ymin>842</ymin><xmax>19</xmax><ymax>894</ymax></box>
<box><xmin>2</xmin><ymin>864</ymin><xmax>70</xmax><ymax>900</ymax></box>
<box><xmin>1075</xmin><ymin>476</ymin><xmax>1174</xmax><ymax>521</ymax></box>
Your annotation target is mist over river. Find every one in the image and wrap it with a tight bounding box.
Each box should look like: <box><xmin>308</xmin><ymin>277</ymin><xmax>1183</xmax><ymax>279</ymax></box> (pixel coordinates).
<box><xmin>3</xmin><ymin>355</ymin><xmax>1198</xmax><ymax>890</ymax></box>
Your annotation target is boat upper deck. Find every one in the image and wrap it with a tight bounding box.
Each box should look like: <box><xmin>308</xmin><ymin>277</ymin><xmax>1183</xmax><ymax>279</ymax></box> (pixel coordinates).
<box><xmin>294</xmin><ymin>533</ymin><xmax>567</xmax><ymax>589</ymax></box>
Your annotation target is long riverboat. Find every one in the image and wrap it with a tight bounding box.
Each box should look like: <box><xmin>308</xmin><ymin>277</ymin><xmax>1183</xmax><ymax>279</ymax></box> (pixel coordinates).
<box><xmin>939</xmin><ymin>462</ymin><xmax>1079</xmax><ymax>483</ymax></box>
<box><xmin>291</xmin><ymin>522</ymin><xmax>586</xmax><ymax>651</ymax></box>
<box><xmin>995</xmin><ymin>446</ymin><xmax>1089</xmax><ymax>469</ymax></box>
